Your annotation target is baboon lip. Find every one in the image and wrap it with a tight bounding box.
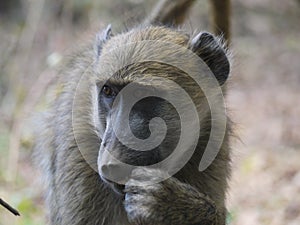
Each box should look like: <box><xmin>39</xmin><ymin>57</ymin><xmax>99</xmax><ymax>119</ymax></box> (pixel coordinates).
<box><xmin>111</xmin><ymin>183</ymin><xmax>126</xmax><ymax>195</ymax></box>
<box><xmin>101</xmin><ymin>176</ymin><xmax>125</xmax><ymax>195</ymax></box>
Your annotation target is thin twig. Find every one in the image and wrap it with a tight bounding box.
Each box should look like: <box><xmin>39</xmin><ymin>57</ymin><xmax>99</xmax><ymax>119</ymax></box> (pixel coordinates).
<box><xmin>0</xmin><ymin>198</ymin><xmax>20</xmax><ymax>216</ymax></box>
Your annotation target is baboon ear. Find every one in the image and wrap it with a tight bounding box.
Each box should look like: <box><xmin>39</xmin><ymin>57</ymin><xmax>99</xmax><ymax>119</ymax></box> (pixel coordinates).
<box><xmin>94</xmin><ymin>24</ymin><xmax>113</xmax><ymax>59</ymax></box>
<box><xmin>190</xmin><ymin>32</ymin><xmax>230</xmax><ymax>85</ymax></box>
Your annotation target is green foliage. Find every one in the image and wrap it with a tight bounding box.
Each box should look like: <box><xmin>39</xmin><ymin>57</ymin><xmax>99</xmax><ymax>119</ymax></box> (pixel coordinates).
<box><xmin>226</xmin><ymin>210</ymin><xmax>237</xmax><ymax>225</ymax></box>
<box><xmin>0</xmin><ymin>130</ymin><xmax>9</xmax><ymax>177</ymax></box>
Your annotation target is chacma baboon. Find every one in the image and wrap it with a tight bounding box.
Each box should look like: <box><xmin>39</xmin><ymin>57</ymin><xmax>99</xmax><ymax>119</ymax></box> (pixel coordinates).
<box><xmin>35</xmin><ymin>0</ymin><xmax>232</xmax><ymax>225</ymax></box>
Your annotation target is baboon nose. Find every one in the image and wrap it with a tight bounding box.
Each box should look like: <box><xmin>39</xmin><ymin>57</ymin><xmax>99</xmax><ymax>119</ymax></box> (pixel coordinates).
<box><xmin>100</xmin><ymin>164</ymin><xmax>132</xmax><ymax>184</ymax></box>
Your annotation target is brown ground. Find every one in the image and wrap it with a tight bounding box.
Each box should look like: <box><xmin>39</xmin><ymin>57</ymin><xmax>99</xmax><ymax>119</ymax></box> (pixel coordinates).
<box><xmin>0</xmin><ymin>0</ymin><xmax>299</xmax><ymax>224</ymax></box>
<box><xmin>227</xmin><ymin>0</ymin><xmax>300</xmax><ymax>224</ymax></box>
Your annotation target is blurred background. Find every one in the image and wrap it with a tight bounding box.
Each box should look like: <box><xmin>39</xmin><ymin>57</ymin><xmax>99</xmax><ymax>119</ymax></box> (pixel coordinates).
<box><xmin>0</xmin><ymin>0</ymin><xmax>299</xmax><ymax>224</ymax></box>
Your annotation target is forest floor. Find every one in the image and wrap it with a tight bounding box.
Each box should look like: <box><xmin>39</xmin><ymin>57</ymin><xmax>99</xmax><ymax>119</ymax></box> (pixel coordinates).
<box><xmin>227</xmin><ymin>0</ymin><xmax>300</xmax><ymax>224</ymax></box>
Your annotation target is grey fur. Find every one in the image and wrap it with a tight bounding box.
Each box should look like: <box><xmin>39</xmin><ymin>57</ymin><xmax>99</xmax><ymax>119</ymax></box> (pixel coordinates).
<box><xmin>35</xmin><ymin>1</ymin><xmax>232</xmax><ymax>225</ymax></box>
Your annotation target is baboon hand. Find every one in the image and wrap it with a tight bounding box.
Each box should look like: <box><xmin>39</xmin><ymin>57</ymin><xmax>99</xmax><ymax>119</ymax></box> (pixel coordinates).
<box><xmin>124</xmin><ymin>168</ymin><xmax>218</xmax><ymax>225</ymax></box>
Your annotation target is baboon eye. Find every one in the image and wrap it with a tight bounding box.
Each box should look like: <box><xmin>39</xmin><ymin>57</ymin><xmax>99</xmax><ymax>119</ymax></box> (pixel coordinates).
<box><xmin>102</xmin><ymin>85</ymin><xmax>115</xmax><ymax>97</ymax></box>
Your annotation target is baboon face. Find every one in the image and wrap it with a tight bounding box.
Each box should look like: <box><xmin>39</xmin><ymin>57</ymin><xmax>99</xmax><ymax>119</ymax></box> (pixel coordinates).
<box><xmin>97</xmin><ymin>65</ymin><xmax>183</xmax><ymax>194</ymax></box>
<box><xmin>94</xmin><ymin>26</ymin><xmax>230</xmax><ymax>194</ymax></box>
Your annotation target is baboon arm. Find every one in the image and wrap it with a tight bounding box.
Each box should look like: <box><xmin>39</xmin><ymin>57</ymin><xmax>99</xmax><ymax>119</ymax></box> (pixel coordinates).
<box><xmin>124</xmin><ymin>168</ymin><xmax>219</xmax><ymax>225</ymax></box>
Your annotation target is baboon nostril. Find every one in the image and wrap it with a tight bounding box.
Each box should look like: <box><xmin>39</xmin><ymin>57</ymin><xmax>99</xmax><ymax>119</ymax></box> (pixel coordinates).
<box><xmin>100</xmin><ymin>164</ymin><xmax>109</xmax><ymax>177</ymax></box>
<box><xmin>100</xmin><ymin>164</ymin><xmax>132</xmax><ymax>184</ymax></box>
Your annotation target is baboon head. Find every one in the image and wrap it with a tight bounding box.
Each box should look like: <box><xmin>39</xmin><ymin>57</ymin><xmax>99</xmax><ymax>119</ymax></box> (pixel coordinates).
<box><xmin>76</xmin><ymin>26</ymin><xmax>230</xmax><ymax>195</ymax></box>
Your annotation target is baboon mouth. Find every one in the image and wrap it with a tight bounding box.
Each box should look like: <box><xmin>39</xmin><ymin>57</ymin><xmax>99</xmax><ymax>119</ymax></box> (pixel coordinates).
<box><xmin>111</xmin><ymin>183</ymin><xmax>125</xmax><ymax>195</ymax></box>
<box><xmin>101</xmin><ymin>176</ymin><xmax>125</xmax><ymax>195</ymax></box>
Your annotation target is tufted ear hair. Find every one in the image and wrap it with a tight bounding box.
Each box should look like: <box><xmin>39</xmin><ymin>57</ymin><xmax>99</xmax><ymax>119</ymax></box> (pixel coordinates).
<box><xmin>190</xmin><ymin>32</ymin><xmax>230</xmax><ymax>85</ymax></box>
<box><xmin>94</xmin><ymin>24</ymin><xmax>113</xmax><ymax>60</ymax></box>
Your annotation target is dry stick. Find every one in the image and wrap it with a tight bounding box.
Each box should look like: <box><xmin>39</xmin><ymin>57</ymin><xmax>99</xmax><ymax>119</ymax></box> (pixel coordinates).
<box><xmin>209</xmin><ymin>0</ymin><xmax>231</xmax><ymax>45</ymax></box>
<box><xmin>0</xmin><ymin>198</ymin><xmax>20</xmax><ymax>216</ymax></box>
<box><xmin>145</xmin><ymin>0</ymin><xmax>197</xmax><ymax>26</ymax></box>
